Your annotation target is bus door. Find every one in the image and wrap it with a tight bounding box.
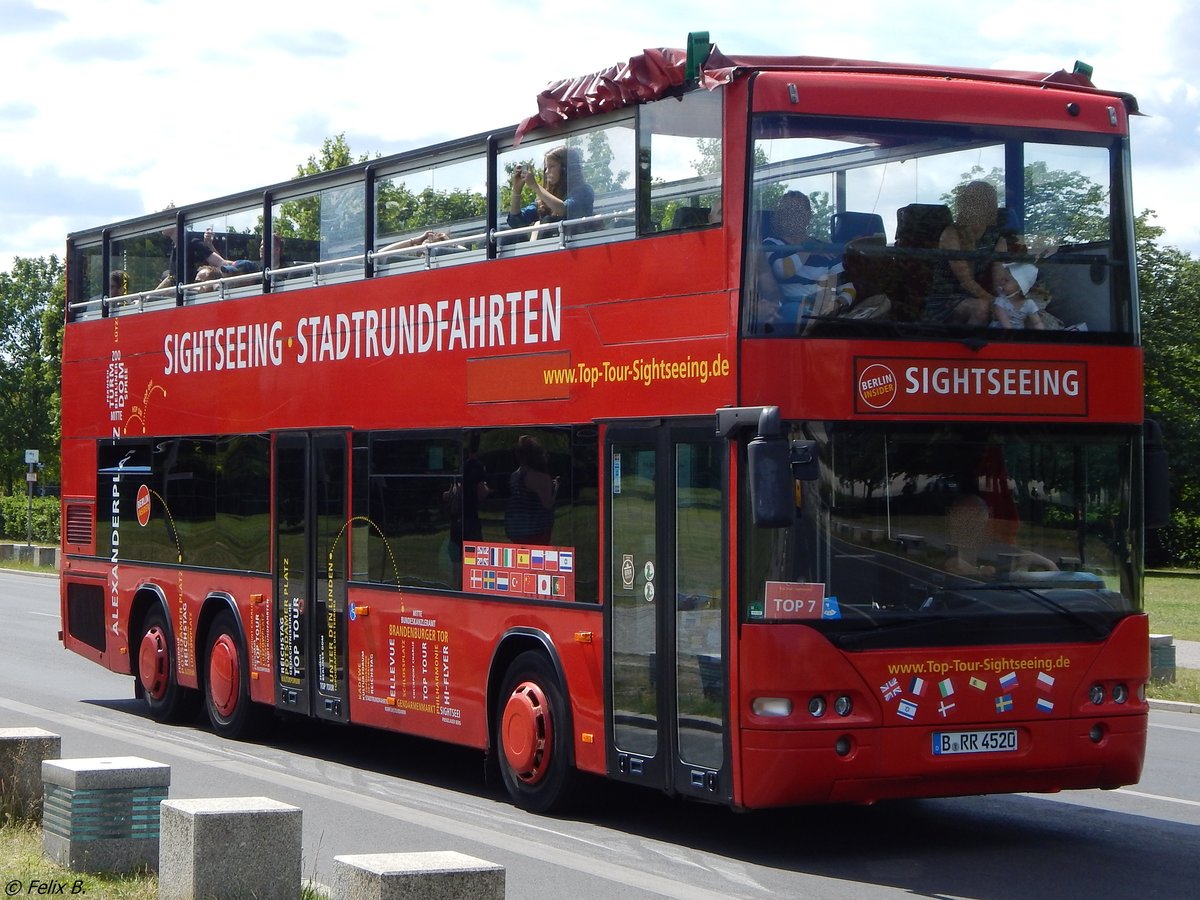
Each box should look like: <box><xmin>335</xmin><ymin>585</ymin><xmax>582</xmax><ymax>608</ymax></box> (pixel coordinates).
<box><xmin>272</xmin><ymin>431</ymin><xmax>350</xmax><ymax>724</ymax></box>
<box><xmin>605</xmin><ymin>423</ymin><xmax>729</xmax><ymax>803</ymax></box>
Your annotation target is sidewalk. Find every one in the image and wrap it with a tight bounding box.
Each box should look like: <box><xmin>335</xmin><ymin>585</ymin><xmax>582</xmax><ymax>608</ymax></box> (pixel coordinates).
<box><xmin>1175</xmin><ymin>639</ymin><xmax>1200</xmax><ymax>670</ymax></box>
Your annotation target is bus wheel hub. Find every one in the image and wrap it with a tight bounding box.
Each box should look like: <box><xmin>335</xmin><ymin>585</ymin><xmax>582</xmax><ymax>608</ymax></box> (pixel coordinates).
<box><xmin>502</xmin><ymin>682</ymin><xmax>551</xmax><ymax>782</ymax></box>
<box><xmin>209</xmin><ymin>635</ymin><xmax>240</xmax><ymax>717</ymax></box>
<box><xmin>138</xmin><ymin>627</ymin><xmax>169</xmax><ymax>699</ymax></box>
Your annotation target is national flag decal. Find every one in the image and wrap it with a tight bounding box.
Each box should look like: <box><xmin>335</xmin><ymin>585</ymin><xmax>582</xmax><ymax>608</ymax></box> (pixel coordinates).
<box><xmin>999</xmin><ymin>671</ymin><xmax>1018</xmax><ymax>691</ymax></box>
<box><xmin>909</xmin><ymin>677</ymin><xmax>927</xmax><ymax>697</ymax></box>
<box><xmin>938</xmin><ymin>678</ymin><xmax>955</xmax><ymax>698</ymax></box>
<box><xmin>969</xmin><ymin>676</ymin><xmax>988</xmax><ymax>692</ymax></box>
<box><xmin>995</xmin><ymin>694</ymin><xmax>1013</xmax><ymax>714</ymax></box>
<box><xmin>1036</xmin><ymin>671</ymin><xmax>1055</xmax><ymax>691</ymax></box>
<box><xmin>897</xmin><ymin>699</ymin><xmax>917</xmax><ymax>720</ymax></box>
<box><xmin>1036</xmin><ymin>697</ymin><xmax>1054</xmax><ymax>714</ymax></box>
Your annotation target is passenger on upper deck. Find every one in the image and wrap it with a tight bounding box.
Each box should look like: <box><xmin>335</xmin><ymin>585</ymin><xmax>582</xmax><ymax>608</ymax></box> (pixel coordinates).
<box><xmin>507</xmin><ymin>146</ymin><xmax>594</xmax><ymax>233</ymax></box>
<box><xmin>156</xmin><ymin>227</ymin><xmax>237</xmax><ymax>288</ymax></box>
<box><xmin>108</xmin><ymin>270</ymin><xmax>127</xmax><ymax>297</ymax></box>
<box><xmin>762</xmin><ymin>191</ymin><xmax>845</xmax><ymax>327</ymax></box>
<box><xmin>926</xmin><ymin>180</ymin><xmax>1008</xmax><ymax>326</ymax></box>
<box><xmin>990</xmin><ymin>262</ymin><xmax>1045</xmax><ymax>330</ymax></box>
<box><xmin>377</xmin><ymin>230</ymin><xmax>453</xmax><ymax>256</ymax></box>
<box><xmin>708</xmin><ymin>195</ymin><xmax>723</xmax><ymax>225</ymax></box>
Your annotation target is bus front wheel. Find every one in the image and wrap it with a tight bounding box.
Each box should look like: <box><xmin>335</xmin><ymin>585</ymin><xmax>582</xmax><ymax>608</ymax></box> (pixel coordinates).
<box><xmin>136</xmin><ymin>606</ymin><xmax>199</xmax><ymax>723</ymax></box>
<box><xmin>203</xmin><ymin>610</ymin><xmax>270</xmax><ymax>740</ymax></box>
<box><xmin>495</xmin><ymin>651</ymin><xmax>577</xmax><ymax>813</ymax></box>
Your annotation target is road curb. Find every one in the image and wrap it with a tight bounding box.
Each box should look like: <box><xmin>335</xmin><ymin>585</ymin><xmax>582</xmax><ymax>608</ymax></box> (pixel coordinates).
<box><xmin>1148</xmin><ymin>698</ymin><xmax>1200</xmax><ymax>715</ymax></box>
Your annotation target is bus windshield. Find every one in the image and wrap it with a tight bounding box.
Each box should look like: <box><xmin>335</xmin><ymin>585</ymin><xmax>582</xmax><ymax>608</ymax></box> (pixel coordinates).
<box><xmin>743</xmin><ymin>116</ymin><xmax>1131</xmax><ymax>341</ymax></box>
<box><xmin>741</xmin><ymin>424</ymin><xmax>1139</xmax><ymax>647</ymax></box>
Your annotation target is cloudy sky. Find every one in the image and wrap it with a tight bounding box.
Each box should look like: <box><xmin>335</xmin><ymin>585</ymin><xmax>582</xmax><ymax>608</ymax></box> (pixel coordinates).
<box><xmin>1</xmin><ymin>0</ymin><xmax>1196</xmax><ymax>269</ymax></box>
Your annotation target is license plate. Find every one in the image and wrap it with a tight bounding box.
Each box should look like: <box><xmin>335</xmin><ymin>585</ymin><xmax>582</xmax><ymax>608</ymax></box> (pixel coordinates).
<box><xmin>932</xmin><ymin>729</ymin><xmax>1018</xmax><ymax>755</ymax></box>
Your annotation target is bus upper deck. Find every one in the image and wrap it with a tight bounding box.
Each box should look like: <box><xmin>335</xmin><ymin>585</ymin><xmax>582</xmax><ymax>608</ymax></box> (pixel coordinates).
<box><xmin>66</xmin><ymin>44</ymin><xmax>1139</xmax><ymax>351</ymax></box>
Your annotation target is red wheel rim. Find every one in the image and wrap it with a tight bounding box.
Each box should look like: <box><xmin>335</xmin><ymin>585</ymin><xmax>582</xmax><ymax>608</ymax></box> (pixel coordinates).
<box><xmin>138</xmin><ymin>626</ymin><xmax>169</xmax><ymax>700</ymax></box>
<box><xmin>209</xmin><ymin>634</ymin><xmax>240</xmax><ymax>718</ymax></box>
<box><xmin>501</xmin><ymin>681</ymin><xmax>552</xmax><ymax>784</ymax></box>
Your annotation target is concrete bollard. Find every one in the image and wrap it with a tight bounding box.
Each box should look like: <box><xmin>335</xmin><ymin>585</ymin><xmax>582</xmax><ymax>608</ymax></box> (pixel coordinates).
<box><xmin>0</xmin><ymin>727</ymin><xmax>61</xmax><ymax>823</ymax></box>
<box><xmin>158</xmin><ymin>797</ymin><xmax>302</xmax><ymax>900</ymax></box>
<box><xmin>1150</xmin><ymin>633</ymin><xmax>1177</xmax><ymax>683</ymax></box>
<box><xmin>332</xmin><ymin>851</ymin><xmax>506</xmax><ymax>900</ymax></box>
<box><xmin>42</xmin><ymin>756</ymin><xmax>170</xmax><ymax>874</ymax></box>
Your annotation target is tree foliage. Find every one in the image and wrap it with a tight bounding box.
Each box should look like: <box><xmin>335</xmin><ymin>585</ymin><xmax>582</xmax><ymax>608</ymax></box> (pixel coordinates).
<box><xmin>0</xmin><ymin>255</ymin><xmax>63</xmax><ymax>492</ymax></box>
<box><xmin>1136</xmin><ymin>210</ymin><xmax>1200</xmax><ymax>564</ymax></box>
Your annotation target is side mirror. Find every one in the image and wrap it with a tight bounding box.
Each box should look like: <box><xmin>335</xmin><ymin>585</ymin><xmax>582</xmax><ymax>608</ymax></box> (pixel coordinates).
<box><xmin>744</xmin><ymin>408</ymin><xmax>801</xmax><ymax>528</ymax></box>
<box><xmin>790</xmin><ymin>439</ymin><xmax>820</xmax><ymax>482</ymax></box>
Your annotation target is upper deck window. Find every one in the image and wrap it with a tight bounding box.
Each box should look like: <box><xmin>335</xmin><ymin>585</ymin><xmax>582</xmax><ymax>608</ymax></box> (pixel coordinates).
<box><xmin>742</xmin><ymin>116</ymin><xmax>1132</xmax><ymax>343</ymax></box>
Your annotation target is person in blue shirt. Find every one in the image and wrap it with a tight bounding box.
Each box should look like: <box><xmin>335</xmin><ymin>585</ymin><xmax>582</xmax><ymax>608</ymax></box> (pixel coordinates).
<box><xmin>507</xmin><ymin>146</ymin><xmax>594</xmax><ymax>234</ymax></box>
<box><xmin>762</xmin><ymin>191</ymin><xmax>845</xmax><ymax>328</ymax></box>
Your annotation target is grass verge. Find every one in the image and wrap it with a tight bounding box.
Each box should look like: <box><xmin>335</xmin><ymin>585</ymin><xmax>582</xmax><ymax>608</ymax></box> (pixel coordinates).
<box><xmin>1144</xmin><ymin>571</ymin><xmax>1200</xmax><ymax>641</ymax></box>
<box><xmin>0</xmin><ymin>819</ymin><xmax>156</xmax><ymax>899</ymax></box>
<box><xmin>0</xmin><ymin>819</ymin><xmax>330</xmax><ymax>899</ymax></box>
<box><xmin>1145</xmin><ymin>666</ymin><xmax>1200</xmax><ymax>704</ymax></box>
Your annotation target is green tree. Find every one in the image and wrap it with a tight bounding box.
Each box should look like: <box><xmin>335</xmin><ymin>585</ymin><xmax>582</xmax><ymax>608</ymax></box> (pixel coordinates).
<box><xmin>0</xmin><ymin>256</ymin><xmax>63</xmax><ymax>493</ymax></box>
<box><xmin>1137</xmin><ymin>210</ymin><xmax>1200</xmax><ymax>564</ymax></box>
<box><xmin>277</xmin><ymin>134</ymin><xmax>371</xmax><ymax>242</ymax></box>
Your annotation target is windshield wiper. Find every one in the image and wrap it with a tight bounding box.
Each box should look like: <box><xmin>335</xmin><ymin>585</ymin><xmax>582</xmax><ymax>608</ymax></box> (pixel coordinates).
<box><xmin>950</xmin><ymin>583</ymin><xmax>1113</xmax><ymax>639</ymax></box>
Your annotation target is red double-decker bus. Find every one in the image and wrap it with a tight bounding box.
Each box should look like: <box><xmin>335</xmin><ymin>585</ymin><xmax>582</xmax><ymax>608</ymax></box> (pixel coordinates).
<box><xmin>60</xmin><ymin>39</ymin><xmax>1161</xmax><ymax>812</ymax></box>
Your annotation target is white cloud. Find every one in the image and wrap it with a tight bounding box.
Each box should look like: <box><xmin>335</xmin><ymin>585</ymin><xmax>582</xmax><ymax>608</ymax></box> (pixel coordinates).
<box><xmin>0</xmin><ymin>0</ymin><xmax>1197</xmax><ymax>264</ymax></box>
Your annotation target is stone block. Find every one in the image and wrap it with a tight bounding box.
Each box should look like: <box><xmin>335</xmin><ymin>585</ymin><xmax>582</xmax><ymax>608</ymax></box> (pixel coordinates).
<box><xmin>1150</xmin><ymin>633</ymin><xmax>1176</xmax><ymax>683</ymax></box>
<box><xmin>0</xmin><ymin>727</ymin><xmax>60</xmax><ymax>823</ymax></box>
<box><xmin>159</xmin><ymin>796</ymin><xmax>302</xmax><ymax>900</ymax></box>
<box><xmin>42</xmin><ymin>756</ymin><xmax>170</xmax><ymax>874</ymax></box>
<box><xmin>35</xmin><ymin>546</ymin><xmax>58</xmax><ymax>568</ymax></box>
<box><xmin>332</xmin><ymin>851</ymin><xmax>505</xmax><ymax>900</ymax></box>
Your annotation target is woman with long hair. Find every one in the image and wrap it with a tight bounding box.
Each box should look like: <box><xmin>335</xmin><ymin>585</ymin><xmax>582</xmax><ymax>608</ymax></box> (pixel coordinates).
<box><xmin>507</xmin><ymin>145</ymin><xmax>594</xmax><ymax>230</ymax></box>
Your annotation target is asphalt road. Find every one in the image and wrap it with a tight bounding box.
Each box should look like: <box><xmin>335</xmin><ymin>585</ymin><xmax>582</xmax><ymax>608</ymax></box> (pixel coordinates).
<box><xmin>3</xmin><ymin>569</ymin><xmax>1199</xmax><ymax>899</ymax></box>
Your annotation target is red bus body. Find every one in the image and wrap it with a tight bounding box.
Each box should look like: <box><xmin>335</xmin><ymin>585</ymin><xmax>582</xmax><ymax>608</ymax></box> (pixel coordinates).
<box><xmin>60</xmin><ymin>45</ymin><xmax>1149</xmax><ymax>811</ymax></box>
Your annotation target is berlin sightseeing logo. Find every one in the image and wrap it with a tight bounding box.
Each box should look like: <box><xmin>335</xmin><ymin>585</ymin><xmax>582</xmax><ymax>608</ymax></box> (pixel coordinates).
<box><xmin>858</xmin><ymin>363</ymin><xmax>898</xmax><ymax>409</ymax></box>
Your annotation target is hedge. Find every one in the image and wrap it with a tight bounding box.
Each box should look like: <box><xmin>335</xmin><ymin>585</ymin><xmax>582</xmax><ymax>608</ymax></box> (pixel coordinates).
<box><xmin>0</xmin><ymin>495</ymin><xmax>60</xmax><ymax>544</ymax></box>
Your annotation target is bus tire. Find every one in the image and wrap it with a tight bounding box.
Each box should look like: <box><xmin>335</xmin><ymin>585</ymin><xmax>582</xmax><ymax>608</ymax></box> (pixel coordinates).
<box><xmin>203</xmin><ymin>609</ymin><xmax>270</xmax><ymax>740</ymax></box>
<box><xmin>495</xmin><ymin>650</ymin><xmax>577</xmax><ymax>813</ymax></box>
<box><xmin>136</xmin><ymin>606</ymin><xmax>200</xmax><ymax>723</ymax></box>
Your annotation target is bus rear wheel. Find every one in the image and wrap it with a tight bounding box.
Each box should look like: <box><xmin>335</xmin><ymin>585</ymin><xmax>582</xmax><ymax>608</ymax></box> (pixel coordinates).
<box><xmin>136</xmin><ymin>606</ymin><xmax>199</xmax><ymax>723</ymax></box>
<box><xmin>495</xmin><ymin>651</ymin><xmax>577</xmax><ymax>813</ymax></box>
<box><xmin>203</xmin><ymin>609</ymin><xmax>270</xmax><ymax>740</ymax></box>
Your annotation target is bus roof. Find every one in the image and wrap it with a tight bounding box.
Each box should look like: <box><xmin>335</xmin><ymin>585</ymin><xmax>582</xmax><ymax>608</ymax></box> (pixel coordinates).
<box><xmin>515</xmin><ymin>44</ymin><xmax>1136</xmax><ymax>142</ymax></box>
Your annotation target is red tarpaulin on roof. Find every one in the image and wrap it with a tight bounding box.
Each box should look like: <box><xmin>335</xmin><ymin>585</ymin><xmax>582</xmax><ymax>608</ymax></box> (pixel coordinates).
<box><xmin>514</xmin><ymin>45</ymin><xmax>1108</xmax><ymax>144</ymax></box>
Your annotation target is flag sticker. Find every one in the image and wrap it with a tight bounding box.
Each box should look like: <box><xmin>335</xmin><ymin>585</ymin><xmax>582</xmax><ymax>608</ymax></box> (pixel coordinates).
<box><xmin>938</xmin><ymin>678</ymin><xmax>955</xmax><ymax>698</ymax></box>
<box><xmin>995</xmin><ymin>694</ymin><xmax>1013</xmax><ymax>714</ymax></box>
<box><xmin>909</xmin><ymin>677</ymin><xmax>927</xmax><ymax>697</ymax></box>
<box><xmin>897</xmin><ymin>699</ymin><xmax>917</xmax><ymax>720</ymax></box>
<box><xmin>969</xmin><ymin>676</ymin><xmax>988</xmax><ymax>692</ymax></box>
<box><xmin>999</xmin><ymin>671</ymin><xmax>1018</xmax><ymax>691</ymax></box>
<box><xmin>1036</xmin><ymin>697</ymin><xmax>1054</xmax><ymax>714</ymax></box>
<box><xmin>1036</xmin><ymin>671</ymin><xmax>1055</xmax><ymax>691</ymax></box>
<box><xmin>879</xmin><ymin>678</ymin><xmax>901</xmax><ymax>701</ymax></box>
<box><xmin>937</xmin><ymin>700</ymin><xmax>956</xmax><ymax>718</ymax></box>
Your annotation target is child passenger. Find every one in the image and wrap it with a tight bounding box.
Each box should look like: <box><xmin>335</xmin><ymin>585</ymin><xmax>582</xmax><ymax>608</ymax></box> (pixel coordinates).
<box><xmin>991</xmin><ymin>262</ymin><xmax>1044</xmax><ymax>330</ymax></box>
